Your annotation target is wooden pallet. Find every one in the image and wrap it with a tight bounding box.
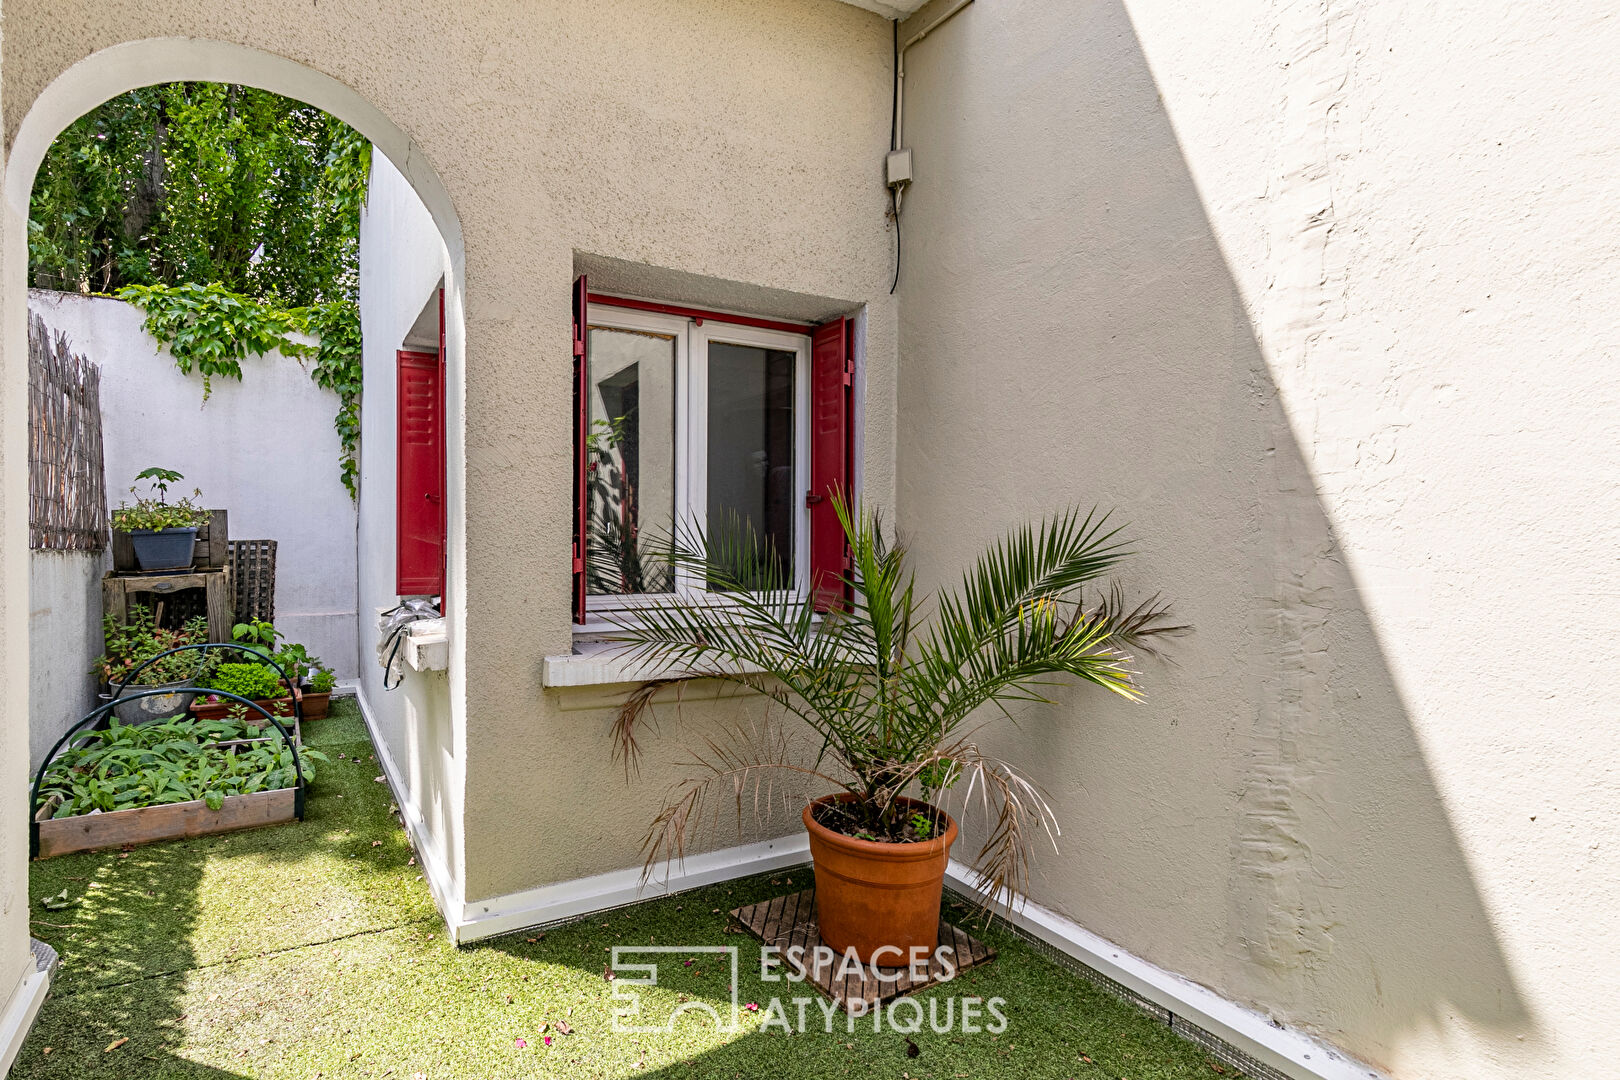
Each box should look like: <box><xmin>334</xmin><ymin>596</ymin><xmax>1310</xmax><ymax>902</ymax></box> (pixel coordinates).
<box><xmin>229</xmin><ymin>538</ymin><xmax>278</xmax><ymax>624</ymax></box>
<box><xmin>729</xmin><ymin>888</ymin><xmax>996</xmax><ymax>1012</ymax></box>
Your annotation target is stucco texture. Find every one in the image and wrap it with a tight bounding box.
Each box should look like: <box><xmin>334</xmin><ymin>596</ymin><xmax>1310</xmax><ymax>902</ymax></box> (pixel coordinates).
<box><xmin>26</xmin><ymin>549</ymin><xmax>103</xmax><ymax>769</ymax></box>
<box><xmin>895</xmin><ymin>1</ymin><xmax>1618</xmax><ymax>1078</ymax></box>
<box><xmin>0</xmin><ymin>0</ymin><xmax>897</xmax><ymax>923</ymax></box>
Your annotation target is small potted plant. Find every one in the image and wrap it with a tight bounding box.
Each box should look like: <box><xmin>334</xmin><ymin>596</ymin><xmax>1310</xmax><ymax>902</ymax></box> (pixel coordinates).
<box><xmin>111</xmin><ymin>467</ymin><xmax>211</xmax><ymax>571</ymax></box>
<box><xmin>302</xmin><ymin>666</ymin><xmax>336</xmax><ymax>720</ymax></box>
<box><xmin>232</xmin><ymin>620</ymin><xmax>331</xmax><ymax>719</ymax></box>
<box><xmin>93</xmin><ymin>606</ymin><xmax>213</xmax><ymax>723</ymax></box>
<box><xmin>608</xmin><ymin>502</ymin><xmax>1184</xmax><ymax>962</ymax></box>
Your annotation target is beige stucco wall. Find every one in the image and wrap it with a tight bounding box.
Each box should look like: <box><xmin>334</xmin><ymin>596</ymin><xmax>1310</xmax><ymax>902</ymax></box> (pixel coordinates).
<box><xmin>0</xmin><ymin>0</ymin><xmax>38</xmax><ymax>1035</ymax></box>
<box><xmin>896</xmin><ymin>1</ymin><xmax>1618</xmax><ymax>1078</ymax></box>
<box><xmin>1</xmin><ymin>0</ymin><xmax>897</xmax><ymax>916</ymax></box>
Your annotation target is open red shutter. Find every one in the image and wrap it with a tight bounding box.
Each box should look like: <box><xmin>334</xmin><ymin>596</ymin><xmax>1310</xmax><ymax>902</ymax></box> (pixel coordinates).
<box><xmin>809</xmin><ymin>316</ymin><xmax>853</xmax><ymax>611</ymax></box>
<box><xmin>572</xmin><ymin>275</ymin><xmax>590</xmax><ymax>624</ymax></box>
<box><xmin>397</xmin><ymin>347</ymin><xmax>445</xmax><ymax>596</ymax></box>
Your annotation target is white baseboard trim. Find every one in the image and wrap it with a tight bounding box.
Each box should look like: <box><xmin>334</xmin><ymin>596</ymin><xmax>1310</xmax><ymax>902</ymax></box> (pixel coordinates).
<box><xmin>456</xmin><ymin>834</ymin><xmax>811</xmax><ymax>944</ymax></box>
<box><xmin>0</xmin><ymin>964</ymin><xmax>53</xmax><ymax>1077</ymax></box>
<box><xmin>352</xmin><ymin>686</ymin><xmax>807</xmax><ymax>945</ymax></box>
<box><xmin>944</xmin><ymin>861</ymin><xmax>1386</xmax><ymax>1080</ymax></box>
<box><xmin>352</xmin><ymin>686</ymin><xmax>463</xmax><ymax>934</ymax></box>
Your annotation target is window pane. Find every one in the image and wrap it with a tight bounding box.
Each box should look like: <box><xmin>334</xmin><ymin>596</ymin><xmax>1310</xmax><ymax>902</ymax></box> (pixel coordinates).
<box><xmin>707</xmin><ymin>342</ymin><xmax>795</xmax><ymax>590</ymax></box>
<box><xmin>587</xmin><ymin>326</ymin><xmax>676</xmax><ymax>595</ymax></box>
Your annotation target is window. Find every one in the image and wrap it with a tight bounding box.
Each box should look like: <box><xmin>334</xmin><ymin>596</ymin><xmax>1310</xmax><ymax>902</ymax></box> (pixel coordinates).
<box><xmin>581</xmin><ymin>302</ymin><xmax>811</xmax><ymax>612</ymax></box>
<box><xmin>573</xmin><ymin>280</ymin><xmax>854</xmax><ymax>625</ymax></box>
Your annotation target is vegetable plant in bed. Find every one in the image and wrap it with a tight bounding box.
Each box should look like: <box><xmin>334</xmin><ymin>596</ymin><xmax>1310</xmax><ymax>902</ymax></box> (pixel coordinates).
<box><xmin>32</xmin><ymin>714</ymin><xmax>327</xmax><ymax>857</ymax></box>
<box><xmin>609</xmin><ymin>501</ymin><xmax>1185</xmax><ymax>962</ymax></box>
<box><xmin>228</xmin><ymin>618</ymin><xmax>334</xmax><ymax>718</ymax></box>
<box><xmin>111</xmin><ymin>466</ymin><xmax>212</xmax><ymax>570</ymax></box>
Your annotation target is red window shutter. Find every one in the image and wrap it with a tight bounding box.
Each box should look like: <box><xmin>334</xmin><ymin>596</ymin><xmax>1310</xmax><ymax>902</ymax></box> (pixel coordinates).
<box><xmin>572</xmin><ymin>275</ymin><xmax>589</xmax><ymax>624</ymax></box>
<box><xmin>397</xmin><ymin>348</ymin><xmax>445</xmax><ymax>596</ymax></box>
<box><xmin>437</xmin><ymin>288</ymin><xmax>448</xmax><ymax>611</ymax></box>
<box><xmin>809</xmin><ymin>316</ymin><xmax>853</xmax><ymax>611</ymax></box>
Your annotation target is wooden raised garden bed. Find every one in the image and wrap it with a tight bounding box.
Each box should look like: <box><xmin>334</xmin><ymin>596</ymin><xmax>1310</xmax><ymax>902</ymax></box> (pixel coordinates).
<box><xmin>33</xmin><ymin>787</ymin><xmax>298</xmax><ymax>859</ymax></box>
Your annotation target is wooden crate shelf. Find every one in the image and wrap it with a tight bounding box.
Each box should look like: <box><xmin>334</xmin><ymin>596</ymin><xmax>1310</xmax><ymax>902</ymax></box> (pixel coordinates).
<box><xmin>103</xmin><ymin>566</ymin><xmax>233</xmax><ymax>643</ymax></box>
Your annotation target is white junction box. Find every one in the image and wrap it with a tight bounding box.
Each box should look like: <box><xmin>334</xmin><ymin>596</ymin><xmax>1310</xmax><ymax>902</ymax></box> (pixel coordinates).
<box><xmin>885</xmin><ymin>148</ymin><xmax>913</xmax><ymax>188</ymax></box>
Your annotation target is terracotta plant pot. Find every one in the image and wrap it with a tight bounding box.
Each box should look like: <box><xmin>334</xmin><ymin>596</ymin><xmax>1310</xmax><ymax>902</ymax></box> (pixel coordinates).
<box><xmin>803</xmin><ymin>793</ymin><xmax>958</xmax><ymax>964</ymax></box>
<box><xmin>188</xmin><ymin>693</ymin><xmax>298</xmax><ymax>722</ymax></box>
<box><xmin>299</xmin><ymin>689</ymin><xmax>331</xmax><ymax>720</ymax></box>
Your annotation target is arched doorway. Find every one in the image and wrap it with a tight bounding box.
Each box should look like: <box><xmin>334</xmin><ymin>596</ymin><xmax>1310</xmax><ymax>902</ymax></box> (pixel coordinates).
<box><xmin>0</xmin><ymin>39</ymin><xmax>469</xmax><ymax>1031</ymax></box>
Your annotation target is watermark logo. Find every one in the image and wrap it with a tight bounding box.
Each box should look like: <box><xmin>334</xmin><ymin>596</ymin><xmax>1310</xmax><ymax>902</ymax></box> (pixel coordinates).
<box><xmin>609</xmin><ymin>942</ymin><xmax>1005</xmax><ymax>1035</ymax></box>
<box><xmin>610</xmin><ymin>945</ymin><xmax>740</xmax><ymax>1034</ymax></box>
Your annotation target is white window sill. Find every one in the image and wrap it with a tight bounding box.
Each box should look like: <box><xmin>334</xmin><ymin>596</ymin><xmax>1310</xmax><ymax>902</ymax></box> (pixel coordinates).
<box><xmin>542</xmin><ymin>639</ymin><xmax>765</xmax><ymax>688</ymax></box>
<box><xmin>402</xmin><ymin>618</ymin><xmax>449</xmax><ymax>672</ymax></box>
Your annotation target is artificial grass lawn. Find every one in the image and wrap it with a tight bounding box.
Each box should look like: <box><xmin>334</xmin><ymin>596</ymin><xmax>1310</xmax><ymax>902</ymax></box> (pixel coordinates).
<box><xmin>21</xmin><ymin>699</ymin><xmax>1243</xmax><ymax>1079</ymax></box>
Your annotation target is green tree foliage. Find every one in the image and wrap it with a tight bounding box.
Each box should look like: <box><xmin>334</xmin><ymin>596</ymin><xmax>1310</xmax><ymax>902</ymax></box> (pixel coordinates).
<box><xmin>29</xmin><ymin>83</ymin><xmax>371</xmax><ymax>496</ymax></box>
<box><xmin>29</xmin><ymin>83</ymin><xmax>366</xmax><ymax>301</ymax></box>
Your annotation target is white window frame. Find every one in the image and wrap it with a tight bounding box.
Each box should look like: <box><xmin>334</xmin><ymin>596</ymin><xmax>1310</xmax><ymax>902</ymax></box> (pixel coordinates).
<box><xmin>582</xmin><ymin>302</ymin><xmax>811</xmax><ymax>623</ymax></box>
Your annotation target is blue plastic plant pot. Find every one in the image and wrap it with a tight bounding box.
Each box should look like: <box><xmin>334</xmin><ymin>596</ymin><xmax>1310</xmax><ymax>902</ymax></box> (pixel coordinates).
<box><xmin>129</xmin><ymin>527</ymin><xmax>198</xmax><ymax>571</ymax></box>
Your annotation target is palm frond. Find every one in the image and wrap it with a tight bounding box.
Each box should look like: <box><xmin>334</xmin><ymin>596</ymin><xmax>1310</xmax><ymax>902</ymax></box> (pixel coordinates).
<box><xmin>604</xmin><ymin>497</ymin><xmax>1184</xmax><ymax>914</ymax></box>
<box><xmin>928</xmin><ymin>740</ymin><xmax>1059</xmax><ymax>915</ymax></box>
<box><xmin>1080</xmin><ymin>581</ymin><xmax>1190</xmax><ymax>660</ymax></box>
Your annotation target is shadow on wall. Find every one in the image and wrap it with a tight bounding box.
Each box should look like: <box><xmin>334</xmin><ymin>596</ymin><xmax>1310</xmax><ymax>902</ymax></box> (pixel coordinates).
<box><xmin>893</xmin><ymin>0</ymin><xmax>1534</xmax><ymax>1072</ymax></box>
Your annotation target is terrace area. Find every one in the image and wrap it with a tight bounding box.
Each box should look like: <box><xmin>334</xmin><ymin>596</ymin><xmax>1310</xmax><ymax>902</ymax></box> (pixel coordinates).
<box><xmin>18</xmin><ymin>701</ymin><xmax>1248</xmax><ymax>1080</ymax></box>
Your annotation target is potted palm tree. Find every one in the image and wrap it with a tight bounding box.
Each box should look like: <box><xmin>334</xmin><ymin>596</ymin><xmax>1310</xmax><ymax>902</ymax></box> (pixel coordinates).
<box><xmin>608</xmin><ymin>501</ymin><xmax>1184</xmax><ymax>963</ymax></box>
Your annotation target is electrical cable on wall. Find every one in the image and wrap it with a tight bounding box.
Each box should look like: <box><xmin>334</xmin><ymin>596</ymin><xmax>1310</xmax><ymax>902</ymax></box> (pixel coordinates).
<box><xmin>889</xmin><ymin>20</ymin><xmax>902</xmax><ymax>294</ymax></box>
<box><xmin>885</xmin><ymin>2</ymin><xmax>975</xmax><ymax>295</ymax></box>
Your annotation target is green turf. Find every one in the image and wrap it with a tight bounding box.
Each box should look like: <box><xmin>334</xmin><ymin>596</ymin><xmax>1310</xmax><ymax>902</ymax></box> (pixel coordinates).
<box><xmin>20</xmin><ymin>698</ymin><xmax>1244</xmax><ymax>1079</ymax></box>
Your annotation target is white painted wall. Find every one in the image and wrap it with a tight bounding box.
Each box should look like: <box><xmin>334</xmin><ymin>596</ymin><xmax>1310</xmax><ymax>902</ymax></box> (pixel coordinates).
<box><xmin>896</xmin><ymin>1</ymin><xmax>1620</xmax><ymax>1078</ymax></box>
<box><xmin>27</xmin><ymin>290</ymin><xmax>359</xmax><ymax>678</ymax></box>
<box><xmin>28</xmin><ymin>549</ymin><xmax>104</xmax><ymax>767</ymax></box>
<box><xmin>356</xmin><ymin>151</ymin><xmax>459</xmax><ymax>898</ymax></box>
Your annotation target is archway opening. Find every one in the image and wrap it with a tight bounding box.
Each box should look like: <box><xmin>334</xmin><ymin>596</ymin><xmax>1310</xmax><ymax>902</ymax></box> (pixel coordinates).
<box><xmin>3</xmin><ymin>44</ymin><xmax>468</xmax><ymax>1068</ymax></box>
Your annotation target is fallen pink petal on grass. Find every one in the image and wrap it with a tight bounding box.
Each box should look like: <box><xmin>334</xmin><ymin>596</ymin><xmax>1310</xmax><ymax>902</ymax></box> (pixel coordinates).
<box><xmin>515</xmin><ymin>1038</ymin><xmax>528</xmax><ymax>1049</ymax></box>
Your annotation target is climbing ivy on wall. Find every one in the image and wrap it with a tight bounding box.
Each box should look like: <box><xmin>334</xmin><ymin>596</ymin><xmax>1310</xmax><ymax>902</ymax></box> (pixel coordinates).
<box><xmin>301</xmin><ymin>299</ymin><xmax>364</xmax><ymax>498</ymax></box>
<box><xmin>117</xmin><ymin>282</ymin><xmax>314</xmax><ymax>399</ymax></box>
<box><xmin>116</xmin><ymin>284</ymin><xmax>364</xmax><ymax>498</ymax></box>
<box><xmin>29</xmin><ymin>82</ymin><xmax>371</xmax><ymax>498</ymax></box>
